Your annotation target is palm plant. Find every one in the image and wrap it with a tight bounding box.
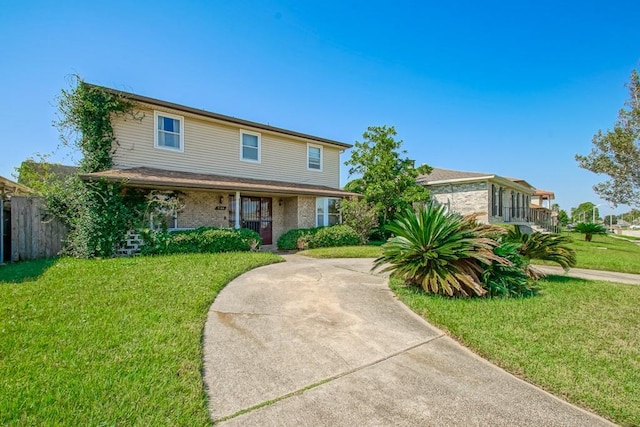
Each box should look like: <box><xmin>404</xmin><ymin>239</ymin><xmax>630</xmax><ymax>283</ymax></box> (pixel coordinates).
<box><xmin>373</xmin><ymin>203</ymin><xmax>509</xmax><ymax>297</ymax></box>
<box><xmin>481</xmin><ymin>242</ymin><xmax>538</xmax><ymax>297</ymax></box>
<box><xmin>505</xmin><ymin>226</ymin><xmax>577</xmax><ymax>276</ymax></box>
<box><xmin>573</xmin><ymin>222</ymin><xmax>608</xmax><ymax>242</ymax></box>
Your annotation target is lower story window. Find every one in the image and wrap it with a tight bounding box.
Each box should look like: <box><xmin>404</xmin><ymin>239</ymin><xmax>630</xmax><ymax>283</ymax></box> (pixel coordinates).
<box><xmin>316</xmin><ymin>197</ymin><xmax>341</xmax><ymax>226</ymax></box>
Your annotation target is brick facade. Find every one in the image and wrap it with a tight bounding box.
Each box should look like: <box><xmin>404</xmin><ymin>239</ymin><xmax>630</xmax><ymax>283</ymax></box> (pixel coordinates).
<box><xmin>175</xmin><ymin>191</ymin><xmax>320</xmax><ymax>246</ymax></box>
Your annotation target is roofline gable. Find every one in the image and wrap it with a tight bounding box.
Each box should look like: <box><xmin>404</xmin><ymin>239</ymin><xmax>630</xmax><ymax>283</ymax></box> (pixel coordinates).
<box><xmin>84</xmin><ymin>83</ymin><xmax>352</xmax><ymax>149</ymax></box>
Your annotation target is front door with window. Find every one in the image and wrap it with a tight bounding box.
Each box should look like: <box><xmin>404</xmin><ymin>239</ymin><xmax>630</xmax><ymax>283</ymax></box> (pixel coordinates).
<box><xmin>229</xmin><ymin>196</ymin><xmax>273</xmax><ymax>245</ymax></box>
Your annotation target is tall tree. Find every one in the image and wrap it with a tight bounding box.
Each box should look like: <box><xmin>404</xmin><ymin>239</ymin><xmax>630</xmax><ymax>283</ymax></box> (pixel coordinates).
<box><xmin>571</xmin><ymin>202</ymin><xmax>600</xmax><ymax>223</ymax></box>
<box><xmin>576</xmin><ymin>65</ymin><xmax>640</xmax><ymax>207</ymax></box>
<box><xmin>345</xmin><ymin>125</ymin><xmax>431</xmax><ymax>230</ymax></box>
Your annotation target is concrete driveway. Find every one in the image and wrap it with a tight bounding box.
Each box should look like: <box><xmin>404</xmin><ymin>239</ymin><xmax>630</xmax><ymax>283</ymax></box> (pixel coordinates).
<box><xmin>203</xmin><ymin>255</ymin><xmax>613</xmax><ymax>426</ymax></box>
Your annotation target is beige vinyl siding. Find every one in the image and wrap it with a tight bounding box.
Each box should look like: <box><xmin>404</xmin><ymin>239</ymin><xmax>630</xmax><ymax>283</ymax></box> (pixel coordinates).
<box><xmin>111</xmin><ymin>105</ymin><xmax>341</xmax><ymax>188</ymax></box>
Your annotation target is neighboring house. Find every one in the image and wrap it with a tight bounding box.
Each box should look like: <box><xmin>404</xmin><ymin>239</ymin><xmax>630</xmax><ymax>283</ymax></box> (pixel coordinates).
<box><xmin>418</xmin><ymin>167</ymin><xmax>556</xmax><ymax>231</ymax></box>
<box><xmin>79</xmin><ymin>85</ymin><xmax>355</xmax><ymax>246</ymax></box>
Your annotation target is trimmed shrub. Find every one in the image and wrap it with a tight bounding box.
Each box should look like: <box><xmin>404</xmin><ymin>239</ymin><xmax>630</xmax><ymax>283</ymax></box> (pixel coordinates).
<box><xmin>141</xmin><ymin>227</ymin><xmax>261</xmax><ymax>255</ymax></box>
<box><xmin>277</xmin><ymin>227</ymin><xmax>322</xmax><ymax>250</ymax></box>
<box><xmin>307</xmin><ymin>225</ymin><xmax>361</xmax><ymax>248</ymax></box>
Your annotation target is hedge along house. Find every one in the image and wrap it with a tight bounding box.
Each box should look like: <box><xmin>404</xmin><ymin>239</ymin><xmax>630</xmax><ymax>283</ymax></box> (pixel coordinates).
<box><xmin>79</xmin><ymin>85</ymin><xmax>355</xmax><ymax>246</ymax></box>
<box><xmin>418</xmin><ymin>167</ymin><xmax>543</xmax><ymax>228</ymax></box>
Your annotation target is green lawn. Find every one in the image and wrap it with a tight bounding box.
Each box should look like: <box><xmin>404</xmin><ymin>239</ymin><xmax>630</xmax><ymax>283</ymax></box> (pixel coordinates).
<box><xmin>533</xmin><ymin>232</ymin><xmax>640</xmax><ymax>274</ymax></box>
<box><xmin>390</xmin><ymin>276</ymin><xmax>640</xmax><ymax>426</ymax></box>
<box><xmin>0</xmin><ymin>253</ymin><xmax>282</xmax><ymax>426</ymax></box>
<box><xmin>298</xmin><ymin>245</ymin><xmax>382</xmax><ymax>258</ymax></box>
<box><xmin>301</xmin><ymin>233</ymin><xmax>640</xmax><ymax>274</ymax></box>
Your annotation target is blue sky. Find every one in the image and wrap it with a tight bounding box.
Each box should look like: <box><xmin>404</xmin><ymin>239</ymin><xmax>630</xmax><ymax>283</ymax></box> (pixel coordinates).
<box><xmin>2</xmin><ymin>0</ymin><xmax>638</xmax><ymax>215</ymax></box>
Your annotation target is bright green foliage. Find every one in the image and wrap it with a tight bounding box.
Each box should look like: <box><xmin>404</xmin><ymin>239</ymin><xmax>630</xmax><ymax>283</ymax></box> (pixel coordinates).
<box><xmin>374</xmin><ymin>203</ymin><xmax>508</xmax><ymax>297</ymax></box>
<box><xmin>345</xmin><ymin>125</ymin><xmax>431</xmax><ymax>233</ymax></box>
<box><xmin>56</xmin><ymin>77</ymin><xmax>138</xmax><ymax>173</ymax></box>
<box><xmin>570</xmin><ymin>201</ymin><xmax>600</xmax><ymax>223</ymax></box>
<box><xmin>505</xmin><ymin>226</ymin><xmax>577</xmax><ymax>274</ymax></box>
<box><xmin>277</xmin><ymin>227</ymin><xmax>322</xmax><ymax>250</ymax></box>
<box><xmin>31</xmin><ymin>77</ymin><xmax>147</xmax><ymax>258</ymax></box>
<box><xmin>339</xmin><ymin>197</ymin><xmax>379</xmax><ymax>244</ymax></box>
<box><xmin>141</xmin><ymin>227</ymin><xmax>262</xmax><ymax>255</ymax></box>
<box><xmin>557</xmin><ymin>209</ymin><xmax>569</xmax><ymax>226</ymax></box>
<box><xmin>276</xmin><ymin>225</ymin><xmax>361</xmax><ymax>250</ymax></box>
<box><xmin>576</xmin><ymin>66</ymin><xmax>640</xmax><ymax>207</ymax></box>
<box><xmin>481</xmin><ymin>242</ymin><xmax>537</xmax><ymax>297</ymax></box>
<box><xmin>574</xmin><ymin>222</ymin><xmax>608</xmax><ymax>242</ymax></box>
<box><xmin>307</xmin><ymin>225</ymin><xmax>361</xmax><ymax>248</ymax></box>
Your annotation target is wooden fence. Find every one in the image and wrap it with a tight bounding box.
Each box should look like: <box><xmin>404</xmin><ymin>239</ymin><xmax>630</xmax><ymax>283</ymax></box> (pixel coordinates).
<box><xmin>10</xmin><ymin>196</ymin><xmax>67</xmax><ymax>261</ymax></box>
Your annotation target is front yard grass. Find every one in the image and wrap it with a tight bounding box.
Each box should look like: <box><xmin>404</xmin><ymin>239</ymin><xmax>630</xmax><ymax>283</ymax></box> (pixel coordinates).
<box><xmin>532</xmin><ymin>232</ymin><xmax>640</xmax><ymax>274</ymax></box>
<box><xmin>391</xmin><ymin>276</ymin><xmax>640</xmax><ymax>426</ymax></box>
<box><xmin>298</xmin><ymin>245</ymin><xmax>382</xmax><ymax>258</ymax></box>
<box><xmin>0</xmin><ymin>252</ymin><xmax>281</xmax><ymax>426</ymax></box>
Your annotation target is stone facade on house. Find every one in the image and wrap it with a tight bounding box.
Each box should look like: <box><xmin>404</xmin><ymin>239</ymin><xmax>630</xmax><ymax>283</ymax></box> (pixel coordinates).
<box><xmin>429</xmin><ymin>182</ymin><xmax>489</xmax><ymax>224</ymax></box>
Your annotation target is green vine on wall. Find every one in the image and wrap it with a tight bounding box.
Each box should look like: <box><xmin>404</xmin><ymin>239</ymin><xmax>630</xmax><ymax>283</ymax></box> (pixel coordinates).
<box><xmin>43</xmin><ymin>76</ymin><xmax>148</xmax><ymax>258</ymax></box>
<box><xmin>56</xmin><ymin>76</ymin><xmax>140</xmax><ymax>173</ymax></box>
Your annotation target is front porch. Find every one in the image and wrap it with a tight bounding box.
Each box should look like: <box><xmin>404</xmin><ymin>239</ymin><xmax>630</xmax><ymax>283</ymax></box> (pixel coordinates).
<box><xmin>80</xmin><ymin>166</ymin><xmax>355</xmax><ymax>247</ymax></box>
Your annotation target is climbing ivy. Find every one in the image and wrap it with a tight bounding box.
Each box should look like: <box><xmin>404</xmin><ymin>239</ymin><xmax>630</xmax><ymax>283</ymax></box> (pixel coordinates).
<box><xmin>46</xmin><ymin>76</ymin><xmax>147</xmax><ymax>258</ymax></box>
<box><xmin>56</xmin><ymin>77</ymin><xmax>138</xmax><ymax>172</ymax></box>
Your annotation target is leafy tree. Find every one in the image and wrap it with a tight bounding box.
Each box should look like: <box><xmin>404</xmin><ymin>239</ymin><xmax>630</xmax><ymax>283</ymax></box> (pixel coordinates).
<box><xmin>557</xmin><ymin>209</ymin><xmax>569</xmax><ymax>226</ymax></box>
<box><xmin>574</xmin><ymin>222</ymin><xmax>608</xmax><ymax>242</ymax></box>
<box><xmin>339</xmin><ymin>197</ymin><xmax>378</xmax><ymax>244</ymax></box>
<box><xmin>603</xmin><ymin>215</ymin><xmax>617</xmax><ymax>226</ymax></box>
<box><xmin>576</xmin><ymin>65</ymin><xmax>640</xmax><ymax>207</ymax></box>
<box><xmin>571</xmin><ymin>202</ymin><xmax>600</xmax><ymax>223</ymax></box>
<box><xmin>345</xmin><ymin>125</ymin><xmax>431</xmax><ymax>232</ymax></box>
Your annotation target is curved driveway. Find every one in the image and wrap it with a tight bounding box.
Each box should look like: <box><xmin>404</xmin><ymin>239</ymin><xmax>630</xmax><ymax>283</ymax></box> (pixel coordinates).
<box><xmin>203</xmin><ymin>255</ymin><xmax>613</xmax><ymax>426</ymax></box>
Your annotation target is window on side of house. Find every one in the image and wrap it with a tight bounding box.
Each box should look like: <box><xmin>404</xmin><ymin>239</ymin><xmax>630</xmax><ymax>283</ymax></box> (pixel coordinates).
<box><xmin>240</xmin><ymin>130</ymin><xmax>261</xmax><ymax>163</ymax></box>
<box><xmin>316</xmin><ymin>197</ymin><xmax>341</xmax><ymax>226</ymax></box>
<box><xmin>155</xmin><ymin>111</ymin><xmax>184</xmax><ymax>152</ymax></box>
<box><xmin>307</xmin><ymin>144</ymin><xmax>322</xmax><ymax>171</ymax></box>
<box><xmin>491</xmin><ymin>184</ymin><xmax>499</xmax><ymax>216</ymax></box>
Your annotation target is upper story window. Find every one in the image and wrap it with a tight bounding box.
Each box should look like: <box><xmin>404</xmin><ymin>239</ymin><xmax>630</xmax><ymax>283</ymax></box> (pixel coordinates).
<box><xmin>307</xmin><ymin>144</ymin><xmax>323</xmax><ymax>171</ymax></box>
<box><xmin>240</xmin><ymin>130</ymin><xmax>261</xmax><ymax>163</ymax></box>
<box><xmin>154</xmin><ymin>111</ymin><xmax>184</xmax><ymax>152</ymax></box>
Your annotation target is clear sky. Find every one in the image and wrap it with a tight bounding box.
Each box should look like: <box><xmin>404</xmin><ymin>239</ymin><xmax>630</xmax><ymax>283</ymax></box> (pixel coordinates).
<box><xmin>1</xmin><ymin>0</ymin><xmax>638</xmax><ymax>215</ymax></box>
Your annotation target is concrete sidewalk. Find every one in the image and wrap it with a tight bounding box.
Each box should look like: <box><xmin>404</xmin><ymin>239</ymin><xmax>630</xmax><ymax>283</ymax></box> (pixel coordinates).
<box><xmin>203</xmin><ymin>255</ymin><xmax>614</xmax><ymax>426</ymax></box>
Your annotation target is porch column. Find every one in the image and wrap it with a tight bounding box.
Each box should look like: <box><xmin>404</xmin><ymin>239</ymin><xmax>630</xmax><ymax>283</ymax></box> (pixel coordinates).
<box><xmin>234</xmin><ymin>191</ymin><xmax>241</xmax><ymax>229</ymax></box>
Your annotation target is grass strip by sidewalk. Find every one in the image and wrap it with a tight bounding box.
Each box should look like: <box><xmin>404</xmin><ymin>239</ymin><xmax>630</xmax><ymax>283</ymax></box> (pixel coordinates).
<box><xmin>532</xmin><ymin>232</ymin><xmax>640</xmax><ymax>274</ymax></box>
<box><xmin>0</xmin><ymin>252</ymin><xmax>281</xmax><ymax>426</ymax></box>
<box><xmin>390</xmin><ymin>276</ymin><xmax>640</xmax><ymax>426</ymax></box>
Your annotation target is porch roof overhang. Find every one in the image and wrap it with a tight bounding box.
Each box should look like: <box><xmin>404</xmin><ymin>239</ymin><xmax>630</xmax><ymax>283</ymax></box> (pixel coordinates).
<box><xmin>79</xmin><ymin>167</ymin><xmax>359</xmax><ymax>198</ymax></box>
<box><xmin>0</xmin><ymin>176</ymin><xmax>32</xmax><ymax>200</ymax></box>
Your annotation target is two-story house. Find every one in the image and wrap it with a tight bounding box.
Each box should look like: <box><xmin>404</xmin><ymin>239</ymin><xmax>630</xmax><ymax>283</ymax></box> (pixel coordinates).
<box><xmin>80</xmin><ymin>85</ymin><xmax>355</xmax><ymax>246</ymax></box>
<box><xmin>418</xmin><ymin>167</ymin><xmax>556</xmax><ymax>231</ymax></box>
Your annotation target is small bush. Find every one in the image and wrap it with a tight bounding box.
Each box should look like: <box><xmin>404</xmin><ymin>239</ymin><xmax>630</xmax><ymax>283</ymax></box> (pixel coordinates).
<box><xmin>307</xmin><ymin>225</ymin><xmax>361</xmax><ymax>248</ymax></box>
<box><xmin>277</xmin><ymin>227</ymin><xmax>322</xmax><ymax>250</ymax></box>
<box><xmin>141</xmin><ymin>227</ymin><xmax>261</xmax><ymax>255</ymax></box>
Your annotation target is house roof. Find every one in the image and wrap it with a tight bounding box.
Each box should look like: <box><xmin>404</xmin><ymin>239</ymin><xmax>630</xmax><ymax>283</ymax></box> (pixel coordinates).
<box><xmin>0</xmin><ymin>176</ymin><xmax>32</xmax><ymax>200</ymax></box>
<box><xmin>418</xmin><ymin>167</ymin><xmax>536</xmax><ymax>194</ymax></box>
<box><xmin>86</xmin><ymin>83</ymin><xmax>352</xmax><ymax>150</ymax></box>
<box><xmin>79</xmin><ymin>167</ymin><xmax>358</xmax><ymax>198</ymax></box>
<box><xmin>534</xmin><ymin>189</ymin><xmax>555</xmax><ymax>197</ymax></box>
